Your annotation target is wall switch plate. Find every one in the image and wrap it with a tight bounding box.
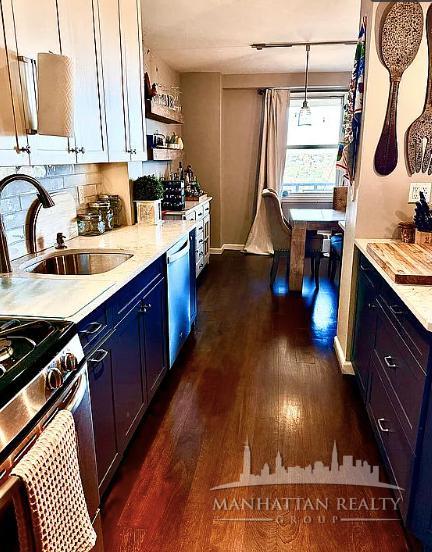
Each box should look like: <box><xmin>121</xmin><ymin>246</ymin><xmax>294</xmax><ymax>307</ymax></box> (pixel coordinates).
<box><xmin>77</xmin><ymin>186</ymin><xmax>86</xmax><ymax>205</ymax></box>
<box><xmin>408</xmin><ymin>182</ymin><xmax>432</xmax><ymax>203</ymax></box>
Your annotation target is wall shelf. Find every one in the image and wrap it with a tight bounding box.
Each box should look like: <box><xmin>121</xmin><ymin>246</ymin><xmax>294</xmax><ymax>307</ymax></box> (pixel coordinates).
<box><xmin>145</xmin><ymin>99</ymin><xmax>183</xmax><ymax>125</ymax></box>
<box><xmin>147</xmin><ymin>147</ymin><xmax>183</xmax><ymax>161</ymax></box>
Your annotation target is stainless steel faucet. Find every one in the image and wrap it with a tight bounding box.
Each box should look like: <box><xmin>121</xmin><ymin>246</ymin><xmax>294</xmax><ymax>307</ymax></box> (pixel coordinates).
<box><xmin>0</xmin><ymin>174</ymin><xmax>55</xmax><ymax>273</ymax></box>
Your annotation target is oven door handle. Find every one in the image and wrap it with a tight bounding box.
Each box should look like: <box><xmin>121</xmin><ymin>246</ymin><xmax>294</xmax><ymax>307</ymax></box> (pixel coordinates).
<box><xmin>61</xmin><ymin>367</ymin><xmax>87</xmax><ymax>415</ymax></box>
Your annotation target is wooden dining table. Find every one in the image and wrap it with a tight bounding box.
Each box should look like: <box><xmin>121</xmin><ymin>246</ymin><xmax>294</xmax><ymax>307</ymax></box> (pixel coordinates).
<box><xmin>288</xmin><ymin>208</ymin><xmax>346</xmax><ymax>292</ymax></box>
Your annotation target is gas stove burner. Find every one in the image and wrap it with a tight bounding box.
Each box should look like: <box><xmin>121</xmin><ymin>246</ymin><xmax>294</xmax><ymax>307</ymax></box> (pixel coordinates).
<box><xmin>0</xmin><ymin>339</ymin><xmax>13</xmax><ymax>364</ymax></box>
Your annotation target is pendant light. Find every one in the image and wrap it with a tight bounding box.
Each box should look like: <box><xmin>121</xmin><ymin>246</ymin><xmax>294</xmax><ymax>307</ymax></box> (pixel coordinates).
<box><xmin>298</xmin><ymin>44</ymin><xmax>312</xmax><ymax>126</ymax></box>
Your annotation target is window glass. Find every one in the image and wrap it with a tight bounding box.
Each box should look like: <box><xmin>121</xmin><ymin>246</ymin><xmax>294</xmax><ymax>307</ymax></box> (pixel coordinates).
<box><xmin>282</xmin><ymin>95</ymin><xmax>344</xmax><ymax>197</ymax></box>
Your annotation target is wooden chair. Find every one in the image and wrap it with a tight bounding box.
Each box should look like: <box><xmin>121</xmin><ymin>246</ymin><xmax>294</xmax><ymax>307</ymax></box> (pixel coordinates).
<box><xmin>262</xmin><ymin>189</ymin><xmax>324</xmax><ymax>288</ymax></box>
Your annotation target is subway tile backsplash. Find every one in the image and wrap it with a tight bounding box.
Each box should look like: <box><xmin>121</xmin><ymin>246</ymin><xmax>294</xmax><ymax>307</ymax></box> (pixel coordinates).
<box><xmin>0</xmin><ymin>163</ymin><xmax>103</xmax><ymax>261</ymax></box>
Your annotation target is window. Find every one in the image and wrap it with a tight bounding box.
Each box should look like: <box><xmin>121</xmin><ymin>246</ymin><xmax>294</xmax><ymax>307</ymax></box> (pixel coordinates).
<box><xmin>282</xmin><ymin>95</ymin><xmax>344</xmax><ymax>199</ymax></box>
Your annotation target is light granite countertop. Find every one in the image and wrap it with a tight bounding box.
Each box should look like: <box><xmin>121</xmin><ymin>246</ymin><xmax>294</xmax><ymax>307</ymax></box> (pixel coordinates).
<box><xmin>0</xmin><ymin>221</ymin><xmax>196</xmax><ymax>323</ymax></box>
<box><xmin>355</xmin><ymin>238</ymin><xmax>432</xmax><ymax>332</ymax></box>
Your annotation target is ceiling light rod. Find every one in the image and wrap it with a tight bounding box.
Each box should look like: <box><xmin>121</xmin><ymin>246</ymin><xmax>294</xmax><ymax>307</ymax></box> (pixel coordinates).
<box><xmin>251</xmin><ymin>40</ymin><xmax>357</xmax><ymax>50</ymax></box>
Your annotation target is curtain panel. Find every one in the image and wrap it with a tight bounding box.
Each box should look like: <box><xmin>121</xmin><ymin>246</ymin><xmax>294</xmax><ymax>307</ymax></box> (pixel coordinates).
<box><xmin>244</xmin><ymin>88</ymin><xmax>290</xmax><ymax>255</ymax></box>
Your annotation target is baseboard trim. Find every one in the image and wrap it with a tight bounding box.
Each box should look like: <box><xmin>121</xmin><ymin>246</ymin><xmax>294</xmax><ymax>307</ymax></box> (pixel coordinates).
<box><xmin>210</xmin><ymin>244</ymin><xmax>245</xmax><ymax>255</ymax></box>
<box><xmin>224</xmin><ymin>243</ymin><xmax>245</xmax><ymax>251</ymax></box>
<box><xmin>333</xmin><ymin>336</ymin><xmax>354</xmax><ymax>375</ymax></box>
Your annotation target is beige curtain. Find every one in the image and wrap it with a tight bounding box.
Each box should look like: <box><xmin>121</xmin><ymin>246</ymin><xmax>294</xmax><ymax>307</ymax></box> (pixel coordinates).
<box><xmin>244</xmin><ymin>89</ymin><xmax>290</xmax><ymax>255</ymax></box>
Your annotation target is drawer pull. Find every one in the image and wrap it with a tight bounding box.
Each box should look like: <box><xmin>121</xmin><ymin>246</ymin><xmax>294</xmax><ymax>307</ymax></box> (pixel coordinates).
<box><xmin>384</xmin><ymin>355</ymin><xmax>397</xmax><ymax>369</ymax></box>
<box><xmin>139</xmin><ymin>303</ymin><xmax>152</xmax><ymax>313</ymax></box>
<box><xmin>389</xmin><ymin>304</ymin><xmax>405</xmax><ymax>316</ymax></box>
<box><xmin>377</xmin><ymin>418</ymin><xmax>390</xmax><ymax>433</ymax></box>
<box><xmin>80</xmin><ymin>322</ymin><xmax>105</xmax><ymax>335</ymax></box>
<box><xmin>88</xmin><ymin>349</ymin><xmax>109</xmax><ymax>363</ymax></box>
<box><xmin>367</xmin><ymin>302</ymin><xmax>376</xmax><ymax>310</ymax></box>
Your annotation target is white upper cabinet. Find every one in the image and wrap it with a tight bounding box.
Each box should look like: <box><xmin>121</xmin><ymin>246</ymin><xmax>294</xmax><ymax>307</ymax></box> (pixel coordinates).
<box><xmin>100</xmin><ymin>0</ymin><xmax>146</xmax><ymax>162</ymax></box>
<box><xmin>4</xmin><ymin>0</ymin><xmax>75</xmax><ymax>165</ymax></box>
<box><xmin>0</xmin><ymin>0</ymin><xmax>146</xmax><ymax>167</ymax></box>
<box><xmin>120</xmin><ymin>0</ymin><xmax>146</xmax><ymax>160</ymax></box>
<box><xmin>0</xmin><ymin>1</ymin><xmax>28</xmax><ymax>165</ymax></box>
<box><xmin>58</xmin><ymin>0</ymin><xmax>108</xmax><ymax>163</ymax></box>
<box><xmin>99</xmin><ymin>0</ymin><xmax>130</xmax><ymax>162</ymax></box>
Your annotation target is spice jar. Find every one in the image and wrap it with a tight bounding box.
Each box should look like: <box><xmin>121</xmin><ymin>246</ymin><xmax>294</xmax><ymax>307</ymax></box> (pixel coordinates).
<box><xmin>99</xmin><ymin>194</ymin><xmax>122</xmax><ymax>227</ymax></box>
<box><xmin>399</xmin><ymin>221</ymin><xmax>416</xmax><ymax>244</ymax></box>
<box><xmin>77</xmin><ymin>213</ymin><xmax>105</xmax><ymax>236</ymax></box>
<box><xmin>89</xmin><ymin>201</ymin><xmax>114</xmax><ymax>231</ymax></box>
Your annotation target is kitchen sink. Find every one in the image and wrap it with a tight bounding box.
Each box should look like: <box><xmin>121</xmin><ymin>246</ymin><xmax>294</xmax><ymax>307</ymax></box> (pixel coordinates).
<box><xmin>22</xmin><ymin>250</ymin><xmax>133</xmax><ymax>276</ymax></box>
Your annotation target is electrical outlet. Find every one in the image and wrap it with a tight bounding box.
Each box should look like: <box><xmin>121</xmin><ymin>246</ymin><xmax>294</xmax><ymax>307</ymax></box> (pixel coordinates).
<box><xmin>408</xmin><ymin>182</ymin><xmax>432</xmax><ymax>203</ymax></box>
<box><xmin>77</xmin><ymin>186</ymin><xmax>86</xmax><ymax>205</ymax></box>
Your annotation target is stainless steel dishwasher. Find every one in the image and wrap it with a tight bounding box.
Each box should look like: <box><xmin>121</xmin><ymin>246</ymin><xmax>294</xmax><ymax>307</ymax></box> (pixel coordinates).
<box><xmin>166</xmin><ymin>236</ymin><xmax>191</xmax><ymax>367</ymax></box>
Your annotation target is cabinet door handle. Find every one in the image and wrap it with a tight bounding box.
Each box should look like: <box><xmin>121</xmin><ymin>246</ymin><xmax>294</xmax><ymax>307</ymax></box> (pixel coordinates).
<box><xmin>389</xmin><ymin>304</ymin><xmax>405</xmax><ymax>316</ymax></box>
<box><xmin>18</xmin><ymin>145</ymin><xmax>31</xmax><ymax>154</ymax></box>
<box><xmin>377</xmin><ymin>418</ymin><xmax>390</xmax><ymax>433</ymax></box>
<box><xmin>80</xmin><ymin>322</ymin><xmax>105</xmax><ymax>335</ymax></box>
<box><xmin>88</xmin><ymin>349</ymin><xmax>109</xmax><ymax>363</ymax></box>
<box><xmin>79</xmin><ymin>147</ymin><xmax>85</xmax><ymax>154</ymax></box>
<box><xmin>139</xmin><ymin>303</ymin><xmax>152</xmax><ymax>313</ymax></box>
<box><xmin>367</xmin><ymin>302</ymin><xmax>376</xmax><ymax>310</ymax></box>
<box><xmin>384</xmin><ymin>355</ymin><xmax>397</xmax><ymax>369</ymax></box>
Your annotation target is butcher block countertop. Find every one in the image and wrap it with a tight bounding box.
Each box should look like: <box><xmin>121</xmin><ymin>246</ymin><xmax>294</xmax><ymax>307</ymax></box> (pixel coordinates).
<box><xmin>0</xmin><ymin>221</ymin><xmax>195</xmax><ymax>323</ymax></box>
<box><xmin>356</xmin><ymin>239</ymin><xmax>432</xmax><ymax>332</ymax></box>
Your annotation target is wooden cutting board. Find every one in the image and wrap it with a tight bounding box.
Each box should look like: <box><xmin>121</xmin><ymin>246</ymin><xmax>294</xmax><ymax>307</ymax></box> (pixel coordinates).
<box><xmin>366</xmin><ymin>242</ymin><xmax>432</xmax><ymax>284</ymax></box>
<box><xmin>27</xmin><ymin>191</ymin><xmax>78</xmax><ymax>253</ymax></box>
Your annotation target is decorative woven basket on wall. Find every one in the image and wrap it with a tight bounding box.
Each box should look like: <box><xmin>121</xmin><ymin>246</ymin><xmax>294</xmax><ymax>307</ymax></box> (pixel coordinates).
<box><xmin>333</xmin><ymin>186</ymin><xmax>348</xmax><ymax>211</ymax></box>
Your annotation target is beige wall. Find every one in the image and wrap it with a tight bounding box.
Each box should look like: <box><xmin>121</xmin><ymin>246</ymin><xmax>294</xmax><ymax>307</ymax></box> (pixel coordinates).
<box><xmin>222</xmin><ymin>88</ymin><xmax>262</xmax><ymax>245</ymax></box>
<box><xmin>182</xmin><ymin>71</ymin><xmax>351</xmax><ymax>249</ymax></box>
<box><xmin>181</xmin><ymin>73</ymin><xmax>223</xmax><ymax>247</ymax></box>
<box><xmin>223</xmin><ymin>72</ymin><xmax>351</xmax><ymax>90</ymax></box>
<box><xmin>143</xmin><ymin>49</ymin><xmax>183</xmax><ymax>179</ymax></box>
<box><xmin>336</xmin><ymin>1</ymin><xmax>432</xmax><ymax>369</ymax></box>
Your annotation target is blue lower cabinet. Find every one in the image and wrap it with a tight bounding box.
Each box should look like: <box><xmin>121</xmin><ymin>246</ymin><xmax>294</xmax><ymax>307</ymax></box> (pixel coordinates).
<box><xmin>409</xmin><ymin>382</ymin><xmax>432</xmax><ymax>546</ymax></box>
<box><xmin>352</xmin><ymin>257</ymin><xmax>379</xmax><ymax>399</ymax></box>
<box><xmin>84</xmin><ymin>241</ymin><xmax>196</xmax><ymax>493</ymax></box>
<box><xmin>87</xmin><ymin>335</ymin><xmax>119</xmax><ymax>495</ymax></box>
<box><xmin>111</xmin><ymin>299</ymin><xmax>146</xmax><ymax>451</ymax></box>
<box><xmin>141</xmin><ymin>277</ymin><xmax>167</xmax><ymax>403</ymax></box>
<box><xmin>353</xmin><ymin>251</ymin><xmax>432</xmax><ymax>548</ymax></box>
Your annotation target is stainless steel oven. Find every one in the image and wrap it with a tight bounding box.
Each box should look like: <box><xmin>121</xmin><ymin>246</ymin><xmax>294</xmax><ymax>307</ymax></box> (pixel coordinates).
<box><xmin>0</xmin><ymin>330</ymin><xmax>102</xmax><ymax>551</ymax></box>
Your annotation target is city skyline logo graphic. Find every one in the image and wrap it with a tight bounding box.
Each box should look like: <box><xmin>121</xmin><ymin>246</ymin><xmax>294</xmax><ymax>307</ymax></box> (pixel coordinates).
<box><xmin>211</xmin><ymin>440</ymin><xmax>402</xmax><ymax>491</ymax></box>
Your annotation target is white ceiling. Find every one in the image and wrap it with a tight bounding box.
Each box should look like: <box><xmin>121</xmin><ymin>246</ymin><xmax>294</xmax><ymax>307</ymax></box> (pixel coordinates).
<box><xmin>141</xmin><ymin>0</ymin><xmax>361</xmax><ymax>74</ymax></box>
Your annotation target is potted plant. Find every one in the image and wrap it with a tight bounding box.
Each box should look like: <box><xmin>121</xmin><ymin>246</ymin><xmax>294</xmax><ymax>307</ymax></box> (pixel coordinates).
<box><xmin>133</xmin><ymin>175</ymin><xmax>164</xmax><ymax>225</ymax></box>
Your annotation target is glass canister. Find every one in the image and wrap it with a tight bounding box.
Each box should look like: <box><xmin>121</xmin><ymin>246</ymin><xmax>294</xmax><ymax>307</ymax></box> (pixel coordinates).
<box><xmin>77</xmin><ymin>213</ymin><xmax>105</xmax><ymax>236</ymax></box>
<box><xmin>89</xmin><ymin>201</ymin><xmax>114</xmax><ymax>231</ymax></box>
<box><xmin>99</xmin><ymin>194</ymin><xmax>122</xmax><ymax>227</ymax></box>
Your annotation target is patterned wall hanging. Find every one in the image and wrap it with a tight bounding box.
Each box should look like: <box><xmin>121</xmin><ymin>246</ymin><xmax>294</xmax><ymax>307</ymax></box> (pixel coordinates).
<box><xmin>407</xmin><ymin>4</ymin><xmax>432</xmax><ymax>175</ymax></box>
<box><xmin>336</xmin><ymin>17</ymin><xmax>366</xmax><ymax>185</ymax></box>
<box><xmin>374</xmin><ymin>2</ymin><xmax>423</xmax><ymax>176</ymax></box>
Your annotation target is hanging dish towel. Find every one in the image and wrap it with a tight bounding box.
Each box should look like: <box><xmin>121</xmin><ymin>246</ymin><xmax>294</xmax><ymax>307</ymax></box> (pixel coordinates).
<box><xmin>11</xmin><ymin>410</ymin><xmax>96</xmax><ymax>552</ymax></box>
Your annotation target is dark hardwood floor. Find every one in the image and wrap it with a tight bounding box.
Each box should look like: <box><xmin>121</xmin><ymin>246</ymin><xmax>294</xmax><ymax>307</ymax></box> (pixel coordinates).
<box><xmin>101</xmin><ymin>252</ymin><xmax>409</xmax><ymax>551</ymax></box>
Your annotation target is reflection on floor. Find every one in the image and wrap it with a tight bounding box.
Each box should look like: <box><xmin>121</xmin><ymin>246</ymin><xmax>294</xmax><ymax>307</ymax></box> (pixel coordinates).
<box><xmin>101</xmin><ymin>252</ymin><xmax>409</xmax><ymax>552</ymax></box>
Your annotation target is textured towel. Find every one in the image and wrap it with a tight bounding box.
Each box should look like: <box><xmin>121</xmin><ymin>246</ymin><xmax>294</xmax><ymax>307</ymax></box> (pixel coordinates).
<box><xmin>11</xmin><ymin>410</ymin><xmax>96</xmax><ymax>552</ymax></box>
